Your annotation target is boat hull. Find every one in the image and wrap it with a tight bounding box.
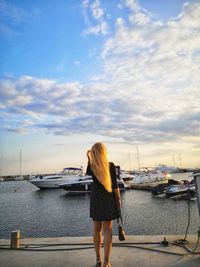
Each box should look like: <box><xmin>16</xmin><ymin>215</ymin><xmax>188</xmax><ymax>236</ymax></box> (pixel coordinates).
<box><xmin>30</xmin><ymin>177</ymin><xmax>82</xmax><ymax>189</ymax></box>
<box><xmin>165</xmin><ymin>186</ymin><xmax>196</xmax><ymax>198</ymax></box>
<box><xmin>60</xmin><ymin>179</ymin><xmax>126</xmax><ymax>194</ymax></box>
<box><xmin>60</xmin><ymin>181</ymin><xmax>93</xmax><ymax>194</ymax></box>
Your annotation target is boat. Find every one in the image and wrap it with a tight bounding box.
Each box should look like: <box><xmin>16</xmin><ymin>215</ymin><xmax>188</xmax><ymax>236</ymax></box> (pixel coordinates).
<box><xmin>14</xmin><ymin>176</ymin><xmax>24</xmax><ymax>181</ymax></box>
<box><xmin>165</xmin><ymin>184</ymin><xmax>196</xmax><ymax>199</ymax></box>
<box><xmin>59</xmin><ymin>177</ymin><xmax>127</xmax><ymax>194</ymax></box>
<box><xmin>59</xmin><ymin>176</ymin><xmax>93</xmax><ymax>194</ymax></box>
<box><xmin>29</xmin><ymin>167</ymin><xmax>84</xmax><ymax>189</ymax></box>
<box><xmin>120</xmin><ymin>170</ymin><xmax>134</xmax><ymax>181</ymax></box>
<box><xmin>156</xmin><ymin>164</ymin><xmax>180</xmax><ymax>174</ymax></box>
<box><xmin>152</xmin><ymin>179</ymin><xmax>196</xmax><ymax>199</ymax></box>
<box><xmin>131</xmin><ymin>168</ymin><xmax>171</xmax><ymax>184</ymax></box>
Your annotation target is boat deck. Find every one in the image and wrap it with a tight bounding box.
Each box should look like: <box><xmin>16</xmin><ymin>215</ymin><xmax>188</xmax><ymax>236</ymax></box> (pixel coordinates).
<box><xmin>126</xmin><ymin>180</ymin><xmax>167</xmax><ymax>190</ymax></box>
<box><xmin>0</xmin><ymin>235</ymin><xmax>199</xmax><ymax>267</ymax></box>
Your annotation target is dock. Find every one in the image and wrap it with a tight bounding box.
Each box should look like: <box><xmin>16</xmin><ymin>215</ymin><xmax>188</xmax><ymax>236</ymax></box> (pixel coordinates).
<box><xmin>0</xmin><ymin>235</ymin><xmax>199</xmax><ymax>266</ymax></box>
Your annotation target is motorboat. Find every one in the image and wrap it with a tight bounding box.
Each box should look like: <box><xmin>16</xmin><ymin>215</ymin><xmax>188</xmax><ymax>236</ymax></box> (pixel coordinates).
<box><xmin>152</xmin><ymin>179</ymin><xmax>196</xmax><ymax>199</ymax></box>
<box><xmin>59</xmin><ymin>177</ymin><xmax>127</xmax><ymax>194</ymax></box>
<box><xmin>131</xmin><ymin>168</ymin><xmax>171</xmax><ymax>184</ymax></box>
<box><xmin>29</xmin><ymin>167</ymin><xmax>84</xmax><ymax>189</ymax></box>
<box><xmin>156</xmin><ymin>164</ymin><xmax>180</xmax><ymax>174</ymax></box>
<box><xmin>14</xmin><ymin>175</ymin><xmax>24</xmax><ymax>181</ymax></box>
<box><xmin>165</xmin><ymin>184</ymin><xmax>196</xmax><ymax>199</ymax></box>
<box><xmin>59</xmin><ymin>176</ymin><xmax>93</xmax><ymax>194</ymax></box>
<box><xmin>120</xmin><ymin>170</ymin><xmax>134</xmax><ymax>181</ymax></box>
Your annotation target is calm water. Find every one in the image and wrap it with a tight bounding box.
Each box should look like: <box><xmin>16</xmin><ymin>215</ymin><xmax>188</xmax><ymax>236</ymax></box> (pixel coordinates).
<box><xmin>0</xmin><ymin>173</ymin><xmax>199</xmax><ymax>239</ymax></box>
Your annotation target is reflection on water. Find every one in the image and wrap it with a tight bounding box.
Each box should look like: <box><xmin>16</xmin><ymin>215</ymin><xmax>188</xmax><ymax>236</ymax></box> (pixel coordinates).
<box><xmin>0</xmin><ymin>176</ymin><xmax>199</xmax><ymax>239</ymax></box>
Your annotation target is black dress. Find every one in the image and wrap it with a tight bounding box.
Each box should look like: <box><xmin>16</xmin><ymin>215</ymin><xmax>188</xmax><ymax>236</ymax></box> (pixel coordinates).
<box><xmin>86</xmin><ymin>162</ymin><xmax>120</xmax><ymax>221</ymax></box>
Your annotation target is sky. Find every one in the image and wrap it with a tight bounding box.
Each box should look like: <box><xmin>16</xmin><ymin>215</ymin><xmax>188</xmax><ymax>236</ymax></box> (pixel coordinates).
<box><xmin>0</xmin><ymin>0</ymin><xmax>200</xmax><ymax>176</ymax></box>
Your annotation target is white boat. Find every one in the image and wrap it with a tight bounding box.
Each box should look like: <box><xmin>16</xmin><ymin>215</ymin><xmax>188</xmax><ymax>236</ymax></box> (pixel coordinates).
<box><xmin>120</xmin><ymin>170</ymin><xmax>134</xmax><ymax>181</ymax></box>
<box><xmin>0</xmin><ymin>177</ymin><xmax>4</xmax><ymax>182</ymax></box>
<box><xmin>14</xmin><ymin>176</ymin><xmax>23</xmax><ymax>181</ymax></box>
<box><xmin>156</xmin><ymin>164</ymin><xmax>179</xmax><ymax>174</ymax></box>
<box><xmin>59</xmin><ymin>176</ymin><xmax>93</xmax><ymax>194</ymax></box>
<box><xmin>131</xmin><ymin>168</ymin><xmax>171</xmax><ymax>184</ymax></box>
<box><xmin>59</xmin><ymin>177</ymin><xmax>127</xmax><ymax>194</ymax></box>
<box><xmin>29</xmin><ymin>167</ymin><xmax>84</xmax><ymax>189</ymax></box>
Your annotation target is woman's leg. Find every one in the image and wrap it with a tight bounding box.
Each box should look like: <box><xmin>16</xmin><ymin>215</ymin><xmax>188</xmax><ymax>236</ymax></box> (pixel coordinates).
<box><xmin>93</xmin><ymin>221</ymin><xmax>103</xmax><ymax>262</ymax></box>
<box><xmin>103</xmin><ymin>220</ymin><xmax>113</xmax><ymax>266</ymax></box>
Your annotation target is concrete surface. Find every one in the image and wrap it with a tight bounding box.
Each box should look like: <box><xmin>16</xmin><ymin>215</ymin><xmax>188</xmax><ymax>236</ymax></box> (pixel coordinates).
<box><xmin>0</xmin><ymin>235</ymin><xmax>199</xmax><ymax>267</ymax></box>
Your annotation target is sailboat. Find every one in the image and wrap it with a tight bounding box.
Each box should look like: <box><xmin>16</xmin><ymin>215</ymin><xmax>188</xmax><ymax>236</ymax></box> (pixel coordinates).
<box><xmin>131</xmin><ymin>147</ymin><xmax>171</xmax><ymax>184</ymax></box>
<box><xmin>14</xmin><ymin>149</ymin><xmax>23</xmax><ymax>181</ymax></box>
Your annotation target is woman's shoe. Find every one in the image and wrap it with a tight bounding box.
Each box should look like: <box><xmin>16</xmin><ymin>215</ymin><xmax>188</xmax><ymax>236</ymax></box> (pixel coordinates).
<box><xmin>103</xmin><ymin>264</ymin><xmax>111</xmax><ymax>267</ymax></box>
<box><xmin>96</xmin><ymin>259</ymin><xmax>102</xmax><ymax>267</ymax></box>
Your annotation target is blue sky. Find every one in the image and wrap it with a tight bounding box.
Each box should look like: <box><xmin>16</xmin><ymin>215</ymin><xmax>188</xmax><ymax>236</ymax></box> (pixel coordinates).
<box><xmin>0</xmin><ymin>0</ymin><xmax>200</xmax><ymax>175</ymax></box>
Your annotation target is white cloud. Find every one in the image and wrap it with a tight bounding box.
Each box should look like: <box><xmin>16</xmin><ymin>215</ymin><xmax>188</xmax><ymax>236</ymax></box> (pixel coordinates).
<box><xmin>124</xmin><ymin>0</ymin><xmax>141</xmax><ymax>12</ymax></box>
<box><xmin>0</xmin><ymin>1</ymin><xmax>200</xmax><ymax>153</ymax></box>
<box><xmin>6</xmin><ymin>127</ymin><xmax>29</xmax><ymax>135</ymax></box>
<box><xmin>82</xmin><ymin>0</ymin><xmax>109</xmax><ymax>36</ymax></box>
<box><xmin>91</xmin><ymin>0</ymin><xmax>104</xmax><ymax>20</ymax></box>
<box><xmin>129</xmin><ymin>12</ymin><xmax>150</xmax><ymax>25</ymax></box>
<box><xmin>85</xmin><ymin>20</ymin><xmax>108</xmax><ymax>35</ymax></box>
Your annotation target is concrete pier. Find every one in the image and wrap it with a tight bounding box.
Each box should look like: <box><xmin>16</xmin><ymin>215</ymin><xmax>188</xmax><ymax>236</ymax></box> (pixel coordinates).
<box><xmin>0</xmin><ymin>235</ymin><xmax>199</xmax><ymax>267</ymax></box>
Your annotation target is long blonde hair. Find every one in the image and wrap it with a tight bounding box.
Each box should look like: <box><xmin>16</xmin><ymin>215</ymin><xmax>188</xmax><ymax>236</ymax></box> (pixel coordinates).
<box><xmin>89</xmin><ymin>142</ymin><xmax>112</xmax><ymax>193</ymax></box>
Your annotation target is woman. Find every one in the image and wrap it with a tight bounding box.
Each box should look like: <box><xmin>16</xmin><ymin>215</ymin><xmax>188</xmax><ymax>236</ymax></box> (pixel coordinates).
<box><xmin>86</xmin><ymin>142</ymin><xmax>121</xmax><ymax>267</ymax></box>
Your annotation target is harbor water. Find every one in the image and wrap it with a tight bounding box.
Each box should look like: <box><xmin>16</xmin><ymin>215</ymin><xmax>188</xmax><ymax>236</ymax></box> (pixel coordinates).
<box><xmin>0</xmin><ymin>173</ymin><xmax>199</xmax><ymax>239</ymax></box>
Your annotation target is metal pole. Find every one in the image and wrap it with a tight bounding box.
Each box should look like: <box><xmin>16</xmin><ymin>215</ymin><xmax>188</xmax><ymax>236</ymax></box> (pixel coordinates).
<box><xmin>11</xmin><ymin>230</ymin><xmax>20</xmax><ymax>249</ymax></box>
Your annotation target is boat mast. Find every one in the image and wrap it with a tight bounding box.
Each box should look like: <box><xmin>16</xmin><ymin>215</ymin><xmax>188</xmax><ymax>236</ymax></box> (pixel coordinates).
<box><xmin>179</xmin><ymin>153</ymin><xmax>183</xmax><ymax>169</ymax></box>
<box><xmin>0</xmin><ymin>154</ymin><xmax>3</xmax><ymax>177</ymax></box>
<box><xmin>136</xmin><ymin>146</ymin><xmax>141</xmax><ymax>170</ymax></box>
<box><xmin>172</xmin><ymin>154</ymin><xmax>176</xmax><ymax>167</ymax></box>
<box><xmin>19</xmin><ymin>149</ymin><xmax>22</xmax><ymax>176</ymax></box>
<box><xmin>128</xmin><ymin>152</ymin><xmax>131</xmax><ymax>172</ymax></box>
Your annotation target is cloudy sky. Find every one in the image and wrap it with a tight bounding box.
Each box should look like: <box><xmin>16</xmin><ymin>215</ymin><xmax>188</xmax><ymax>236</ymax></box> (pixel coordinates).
<box><xmin>0</xmin><ymin>0</ymin><xmax>200</xmax><ymax>175</ymax></box>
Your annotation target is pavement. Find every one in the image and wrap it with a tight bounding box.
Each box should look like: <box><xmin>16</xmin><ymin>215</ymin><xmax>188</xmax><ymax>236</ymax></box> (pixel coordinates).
<box><xmin>0</xmin><ymin>235</ymin><xmax>200</xmax><ymax>267</ymax></box>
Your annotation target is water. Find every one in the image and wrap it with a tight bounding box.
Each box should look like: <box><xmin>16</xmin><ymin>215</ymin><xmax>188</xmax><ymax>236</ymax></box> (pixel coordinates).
<box><xmin>0</xmin><ymin>173</ymin><xmax>199</xmax><ymax>239</ymax></box>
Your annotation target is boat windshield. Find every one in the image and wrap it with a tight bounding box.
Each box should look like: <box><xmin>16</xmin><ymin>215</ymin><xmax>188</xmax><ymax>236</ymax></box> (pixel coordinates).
<box><xmin>62</xmin><ymin>168</ymin><xmax>83</xmax><ymax>176</ymax></box>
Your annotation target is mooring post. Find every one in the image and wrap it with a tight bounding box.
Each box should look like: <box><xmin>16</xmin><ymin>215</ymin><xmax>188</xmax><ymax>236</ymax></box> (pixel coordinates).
<box><xmin>11</xmin><ymin>230</ymin><xmax>20</xmax><ymax>249</ymax></box>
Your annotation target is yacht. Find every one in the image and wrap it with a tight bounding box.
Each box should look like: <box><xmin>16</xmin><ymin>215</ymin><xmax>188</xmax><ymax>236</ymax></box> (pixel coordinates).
<box><xmin>14</xmin><ymin>176</ymin><xmax>24</xmax><ymax>181</ymax></box>
<box><xmin>165</xmin><ymin>183</ymin><xmax>196</xmax><ymax>199</ymax></box>
<box><xmin>120</xmin><ymin>170</ymin><xmax>134</xmax><ymax>181</ymax></box>
<box><xmin>59</xmin><ymin>176</ymin><xmax>93</xmax><ymax>194</ymax></box>
<box><xmin>29</xmin><ymin>167</ymin><xmax>84</xmax><ymax>189</ymax></box>
<box><xmin>131</xmin><ymin>168</ymin><xmax>171</xmax><ymax>184</ymax></box>
<box><xmin>156</xmin><ymin>164</ymin><xmax>179</xmax><ymax>174</ymax></box>
<box><xmin>59</xmin><ymin>177</ymin><xmax>127</xmax><ymax>194</ymax></box>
